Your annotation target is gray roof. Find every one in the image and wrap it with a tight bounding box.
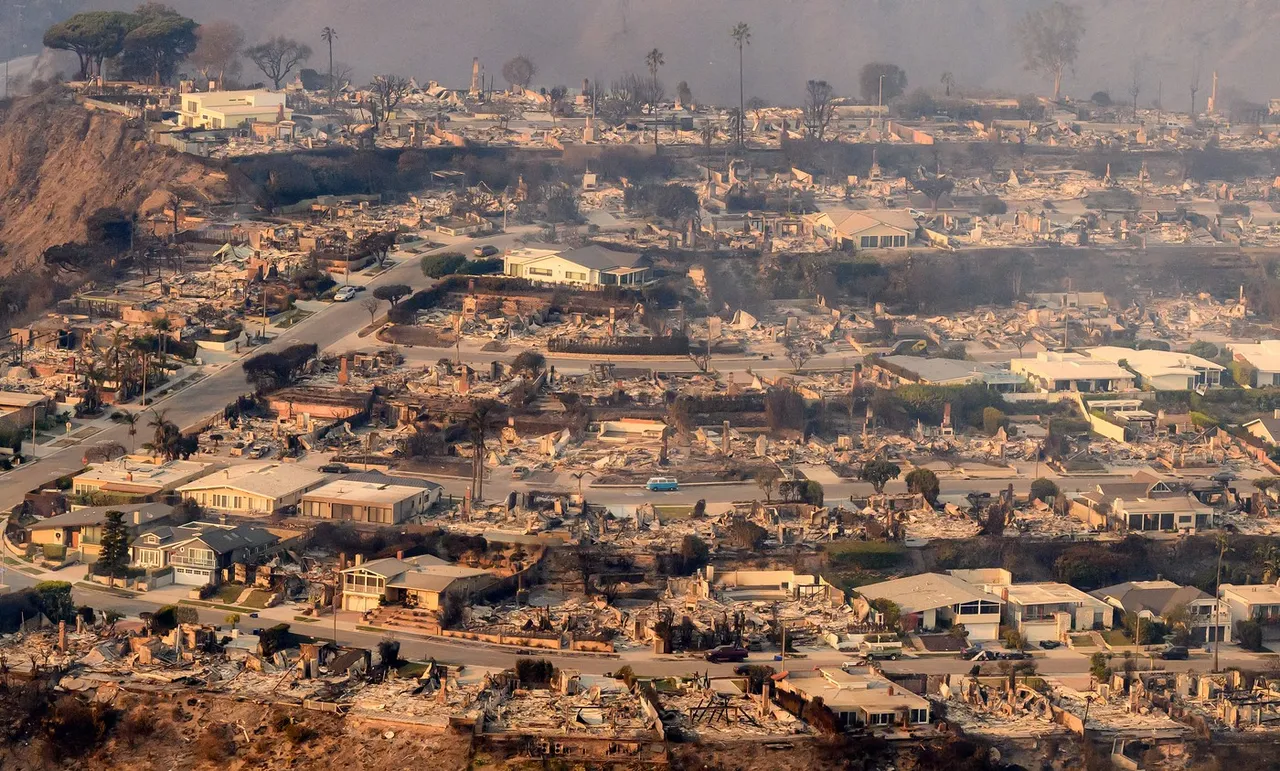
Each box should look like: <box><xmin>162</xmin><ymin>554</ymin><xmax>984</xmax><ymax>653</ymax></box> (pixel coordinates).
<box><xmin>1090</xmin><ymin>581</ymin><xmax>1211</xmax><ymax>617</ymax></box>
<box><xmin>28</xmin><ymin>503</ymin><xmax>172</xmax><ymax>531</ymax></box>
<box><xmin>131</xmin><ymin>522</ymin><xmax>277</xmax><ymax>554</ymax></box>
<box><xmin>558</xmin><ymin>245</ymin><xmax>646</xmax><ymax>272</ymax></box>
<box><xmin>346</xmin><ymin>470</ymin><xmax>442</xmax><ymax>490</ymax></box>
<box><xmin>878</xmin><ymin>355</ymin><xmax>1002</xmax><ymax>385</ymax></box>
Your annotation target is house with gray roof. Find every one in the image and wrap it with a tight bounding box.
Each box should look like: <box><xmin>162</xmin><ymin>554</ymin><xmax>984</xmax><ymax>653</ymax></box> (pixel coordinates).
<box><xmin>130</xmin><ymin>522</ymin><xmax>280</xmax><ymax>586</ymax></box>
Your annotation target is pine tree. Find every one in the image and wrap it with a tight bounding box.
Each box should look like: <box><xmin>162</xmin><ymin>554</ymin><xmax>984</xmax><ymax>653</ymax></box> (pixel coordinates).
<box><xmin>98</xmin><ymin>510</ymin><xmax>130</xmax><ymax>588</ymax></box>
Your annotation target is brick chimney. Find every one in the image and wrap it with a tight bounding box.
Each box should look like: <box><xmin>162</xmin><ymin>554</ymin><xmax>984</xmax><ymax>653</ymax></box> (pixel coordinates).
<box><xmin>338</xmin><ymin>357</ymin><xmax>349</xmax><ymax>385</ymax></box>
<box><xmin>457</xmin><ymin>369</ymin><xmax>470</xmax><ymax>394</ymax></box>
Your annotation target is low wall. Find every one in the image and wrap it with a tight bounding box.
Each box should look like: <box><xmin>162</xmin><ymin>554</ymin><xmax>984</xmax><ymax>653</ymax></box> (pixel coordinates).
<box><xmin>568</xmin><ymin>638</ymin><xmax>614</xmax><ymax>653</ymax></box>
<box><xmin>437</xmin><ymin>628</ymin><xmax>563</xmax><ymax>650</ymax></box>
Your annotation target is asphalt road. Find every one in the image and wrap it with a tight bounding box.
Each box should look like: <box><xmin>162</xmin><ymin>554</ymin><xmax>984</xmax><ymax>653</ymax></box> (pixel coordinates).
<box><xmin>0</xmin><ymin>231</ymin><xmax>530</xmax><ymax>511</ymax></box>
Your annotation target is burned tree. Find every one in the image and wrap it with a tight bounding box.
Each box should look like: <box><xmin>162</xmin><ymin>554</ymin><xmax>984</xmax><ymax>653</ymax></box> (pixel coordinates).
<box><xmin>803</xmin><ymin>79</ymin><xmax>835</xmax><ymax>141</ymax></box>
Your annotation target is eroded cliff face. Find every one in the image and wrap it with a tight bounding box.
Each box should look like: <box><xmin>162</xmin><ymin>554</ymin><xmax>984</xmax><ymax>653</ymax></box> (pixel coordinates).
<box><xmin>0</xmin><ymin>88</ymin><xmax>233</xmax><ymax>275</ymax></box>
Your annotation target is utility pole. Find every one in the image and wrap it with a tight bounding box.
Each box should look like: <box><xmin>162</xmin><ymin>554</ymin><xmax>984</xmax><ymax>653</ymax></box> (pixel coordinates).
<box><xmin>878</xmin><ymin>74</ymin><xmax>885</xmax><ymax>133</ymax></box>
<box><xmin>1213</xmin><ymin>533</ymin><xmax>1227</xmax><ymax>672</ymax></box>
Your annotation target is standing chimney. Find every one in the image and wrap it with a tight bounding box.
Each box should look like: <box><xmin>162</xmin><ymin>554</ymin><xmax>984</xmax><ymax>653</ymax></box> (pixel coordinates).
<box><xmin>338</xmin><ymin>357</ymin><xmax>349</xmax><ymax>385</ymax></box>
<box><xmin>722</xmin><ymin>420</ymin><xmax>731</xmax><ymax>454</ymax></box>
<box><xmin>470</xmin><ymin>57</ymin><xmax>481</xmax><ymax>96</ymax></box>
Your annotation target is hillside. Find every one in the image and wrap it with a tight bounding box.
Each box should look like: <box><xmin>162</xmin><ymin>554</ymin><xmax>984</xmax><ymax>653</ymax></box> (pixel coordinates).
<box><xmin>71</xmin><ymin>0</ymin><xmax>1280</xmax><ymax>104</ymax></box>
<box><xmin>0</xmin><ymin>89</ymin><xmax>234</xmax><ymax>276</ymax></box>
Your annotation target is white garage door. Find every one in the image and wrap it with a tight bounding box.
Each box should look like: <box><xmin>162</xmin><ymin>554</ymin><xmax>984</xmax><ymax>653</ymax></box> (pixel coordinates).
<box><xmin>174</xmin><ymin>567</ymin><xmax>213</xmax><ymax>586</ymax></box>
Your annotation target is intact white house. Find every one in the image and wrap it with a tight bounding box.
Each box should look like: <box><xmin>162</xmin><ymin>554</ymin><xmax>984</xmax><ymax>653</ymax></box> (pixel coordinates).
<box><xmin>177</xmin><ymin>463</ymin><xmax>328</xmax><ymax>516</ymax></box>
<box><xmin>177</xmin><ymin>90</ymin><xmax>292</xmax><ymax>130</ymax></box>
<box><xmin>503</xmin><ymin>244</ymin><xmax>651</xmax><ymax>288</ymax></box>
<box><xmin>1227</xmin><ymin>340</ymin><xmax>1280</xmax><ymax>387</ymax></box>
<box><xmin>856</xmin><ymin>572</ymin><xmax>1004</xmax><ymax>641</ymax></box>
<box><xmin>1083</xmin><ymin>346</ymin><xmax>1223</xmax><ymax>391</ymax></box>
<box><xmin>1010</xmin><ymin>351</ymin><xmax>1136</xmax><ymax>393</ymax></box>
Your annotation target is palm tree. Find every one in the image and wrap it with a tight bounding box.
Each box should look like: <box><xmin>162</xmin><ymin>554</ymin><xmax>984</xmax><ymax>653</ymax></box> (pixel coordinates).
<box><xmin>321</xmin><ymin>26</ymin><xmax>338</xmax><ymax>108</ymax></box>
<box><xmin>466</xmin><ymin>401</ymin><xmax>497</xmax><ymax>502</ymax></box>
<box><xmin>730</xmin><ymin>22</ymin><xmax>751</xmax><ymax>147</ymax></box>
<box><xmin>151</xmin><ymin>318</ymin><xmax>171</xmax><ymax>369</ymax></box>
<box><xmin>1260</xmin><ymin>544</ymin><xmax>1280</xmax><ymax>583</ymax></box>
<box><xmin>120</xmin><ymin>411</ymin><xmax>139</xmax><ymax>453</ymax></box>
<box><xmin>645</xmin><ymin>48</ymin><xmax>664</xmax><ymax>107</ymax></box>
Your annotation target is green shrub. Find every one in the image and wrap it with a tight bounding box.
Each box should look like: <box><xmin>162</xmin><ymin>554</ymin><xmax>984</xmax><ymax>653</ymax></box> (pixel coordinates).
<box><xmin>41</xmin><ymin>543</ymin><xmax>66</xmax><ymax>561</ymax></box>
<box><xmin>420</xmin><ymin>252</ymin><xmax>466</xmax><ymax>278</ymax></box>
<box><xmin>826</xmin><ymin>541</ymin><xmax>907</xmax><ymax>570</ymax></box>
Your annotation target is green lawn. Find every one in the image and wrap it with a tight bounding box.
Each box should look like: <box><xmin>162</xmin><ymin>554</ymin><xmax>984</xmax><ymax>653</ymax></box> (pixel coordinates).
<box><xmin>242</xmin><ymin>590</ymin><xmax>272</xmax><ymax>609</ymax></box>
<box><xmin>653</xmin><ymin>505</ymin><xmax>694</xmax><ymax>522</ymax></box>
<box><xmin>1070</xmin><ymin>634</ymin><xmax>1096</xmax><ymax>647</ymax></box>
<box><xmin>214</xmin><ymin>583</ymin><xmax>248</xmax><ymax>604</ymax></box>
<box><xmin>1101</xmin><ymin>629</ymin><xmax>1134</xmax><ymax>646</ymax></box>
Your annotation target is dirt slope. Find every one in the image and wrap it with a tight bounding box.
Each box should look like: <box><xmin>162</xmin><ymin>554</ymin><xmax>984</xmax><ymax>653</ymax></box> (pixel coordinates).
<box><xmin>0</xmin><ymin>89</ymin><xmax>234</xmax><ymax>276</ymax></box>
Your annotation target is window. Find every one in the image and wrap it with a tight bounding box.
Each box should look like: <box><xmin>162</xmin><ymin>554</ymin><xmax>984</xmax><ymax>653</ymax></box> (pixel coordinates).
<box><xmin>860</xmin><ymin>236</ymin><xmax>876</xmax><ymax>248</ymax></box>
<box><xmin>869</xmin><ymin>712</ymin><xmax>894</xmax><ymax>726</ymax></box>
<box><xmin>909</xmin><ymin>708</ymin><xmax>929</xmax><ymax>723</ymax></box>
<box><xmin>564</xmin><ymin>271</ymin><xmax>587</xmax><ymax>281</ymax></box>
<box><xmin>527</xmin><ymin>267</ymin><xmax>553</xmax><ymax>277</ymax></box>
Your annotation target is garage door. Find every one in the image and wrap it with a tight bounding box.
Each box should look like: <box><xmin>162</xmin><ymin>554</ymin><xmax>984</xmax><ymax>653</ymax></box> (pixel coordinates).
<box><xmin>174</xmin><ymin>567</ymin><xmax>212</xmax><ymax>586</ymax></box>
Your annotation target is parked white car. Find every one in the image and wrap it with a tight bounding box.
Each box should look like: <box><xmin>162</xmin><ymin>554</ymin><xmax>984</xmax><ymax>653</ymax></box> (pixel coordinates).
<box><xmin>334</xmin><ymin>286</ymin><xmax>358</xmax><ymax>302</ymax></box>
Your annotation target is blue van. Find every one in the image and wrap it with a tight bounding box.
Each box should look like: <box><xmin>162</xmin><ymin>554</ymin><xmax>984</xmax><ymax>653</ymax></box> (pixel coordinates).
<box><xmin>645</xmin><ymin>476</ymin><xmax>679</xmax><ymax>492</ymax></box>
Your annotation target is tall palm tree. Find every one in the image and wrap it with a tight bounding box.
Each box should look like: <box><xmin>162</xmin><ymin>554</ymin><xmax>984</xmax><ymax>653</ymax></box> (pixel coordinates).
<box><xmin>321</xmin><ymin>26</ymin><xmax>338</xmax><ymax>108</ymax></box>
<box><xmin>120</xmin><ymin>411</ymin><xmax>139</xmax><ymax>453</ymax></box>
<box><xmin>645</xmin><ymin>48</ymin><xmax>665</xmax><ymax>146</ymax></box>
<box><xmin>466</xmin><ymin>401</ymin><xmax>497</xmax><ymax>502</ymax></box>
<box><xmin>151</xmin><ymin>318</ymin><xmax>171</xmax><ymax>369</ymax></box>
<box><xmin>730</xmin><ymin>22</ymin><xmax>751</xmax><ymax>147</ymax></box>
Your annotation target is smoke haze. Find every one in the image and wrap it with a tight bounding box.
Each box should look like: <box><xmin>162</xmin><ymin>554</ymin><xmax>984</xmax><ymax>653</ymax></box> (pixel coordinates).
<box><xmin>63</xmin><ymin>0</ymin><xmax>1280</xmax><ymax>104</ymax></box>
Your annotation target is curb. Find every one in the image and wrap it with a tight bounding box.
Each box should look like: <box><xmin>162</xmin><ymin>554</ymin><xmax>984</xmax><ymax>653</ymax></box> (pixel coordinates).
<box><xmin>353</xmin><ymin>623</ymin><xmax>621</xmax><ymax>659</ymax></box>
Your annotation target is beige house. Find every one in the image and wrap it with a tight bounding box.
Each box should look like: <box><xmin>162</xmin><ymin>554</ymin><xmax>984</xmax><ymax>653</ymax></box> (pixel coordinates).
<box><xmin>72</xmin><ymin>457</ymin><xmax>214</xmax><ymax>498</ymax></box>
<box><xmin>301</xmin><ymin>472</ymin><xmax>441</xmax><ymax>524</ymax></box>
<box><xmin>26</xmin><ymin>502</ymin><xmax>172</xmax><ymax>559</ymax></box>
<box><xmin>340</xmin><ymin>554</ymin><xmax>496</xmax><ymax>612</ymax></box>
<box><xmin>177</xmin><ymin>463</ymin><xmax>328</xmax><ymax>516</ymax></box>
<box><xmin>775</xmin><ymin>669</ymin><xmax>931</xmax><ymax>730</ymax></box>
<box><xmin>177</xmin><ymin>90</ymin><xmax>291</xmax><ymax>130</ymax></box>
<box><xmin>807</xmin><ymin>208</ymin><xmax>918</xmax><ymax>250</ymax></box>
<box><xmin>504</xmin><ymin>244</ymin><xmax>651</xmax><ymax>287</ymax></box>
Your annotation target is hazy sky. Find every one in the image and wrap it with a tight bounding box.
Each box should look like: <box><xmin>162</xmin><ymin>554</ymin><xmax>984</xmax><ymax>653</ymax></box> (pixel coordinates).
<box><xmin>70</xmin><ymin>0</ymin><xmax>1279</xmax><ymax>104</ymax></box>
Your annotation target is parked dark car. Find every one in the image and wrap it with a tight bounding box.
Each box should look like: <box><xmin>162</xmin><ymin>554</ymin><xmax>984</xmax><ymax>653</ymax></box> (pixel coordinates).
<box><xmin>959</xmin><ymin>646</ymin><xmax>983</xmax><ymax>659</ymax></box>
<box><xmin>968</xmin><ymin>650</ymin><xmax>1000</xmax><ymax>662</ymax></box>
<box><xmin>704</xmin><ymin>646</ymin><xmax>749</xmax><ymax>663</ymax></box>
<box><xmin>474</xmin><ymin>244</ymin><xmax>500</xmax><ymax>257</ymax></box>
<box><xmin>1039</xmin><ymin>640</ymin><xmax>1061</xmax><ymax>650</ymax></box>
<box><xmin>1159</xmin><ymin>646</ymin><xmax>1189</xmax><ymax>660</ymax></box>
<box><xmin>998</xmin><ymin>651</ymin><xmax>1032</xmax><ymax>660</ymax></box>
<box><xmin>318</xmin><ymin>463</ymin><xmax>350</xmax><ymax>474</ymax></box>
